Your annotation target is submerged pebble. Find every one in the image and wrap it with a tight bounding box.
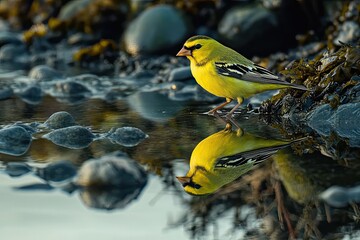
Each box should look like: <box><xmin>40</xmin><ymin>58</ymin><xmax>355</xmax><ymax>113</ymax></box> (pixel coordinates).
<box><xmin>106</xmin><ymin>127</ymin><xmax>148</xmax><ymax>147</ymax></box>
<box><xmin>76</xmin><ymin>151</ymin><xmax>147</xmax><ymax>188</ymax></box>
<box><xmin>42</xmin><ymin>126</ymin><xmax>95</xmax><ymax>149</ymax></box>
<box><xmin>0</xmin><ymin>126</ymin><xmax>32</xmax><ymax>156</ymax></box>
<box><xmin>43</xmin><ymin>111</ymin><xmax>77</xmax><ymax>129</ymax></box>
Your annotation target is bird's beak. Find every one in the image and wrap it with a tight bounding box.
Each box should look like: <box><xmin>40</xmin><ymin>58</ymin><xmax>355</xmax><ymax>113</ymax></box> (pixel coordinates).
<box><xmin>176</xmin><ymin>176</ymin><xmax>191</xmax><ymax>186</ymax></box>
<box><xmin>176</xmin><ymin>47</ymin><xmax>191</xmax><ymax>57</ymax></box>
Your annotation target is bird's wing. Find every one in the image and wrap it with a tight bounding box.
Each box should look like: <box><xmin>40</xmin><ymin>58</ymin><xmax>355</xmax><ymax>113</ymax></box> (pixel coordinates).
<box><xmin>215</xmin><ymin>62</ymin><xmax>293</xmax><ymax>86</ymax></box>
<box><xmin>215</xmin><ymin>144</ymin><xmax>291</xmax><ymax>168</ymax></box>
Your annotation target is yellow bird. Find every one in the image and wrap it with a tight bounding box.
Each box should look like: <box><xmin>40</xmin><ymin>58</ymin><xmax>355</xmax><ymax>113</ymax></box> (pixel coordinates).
<box><xmin>176</xmin><ymin>35</ymin><xmax>308</xmax><ymax>117</ymax></box>
<box><xmin>177</xmin><ymin>125</ymin><xmax>304</xmax><ymax>196</ymax></box>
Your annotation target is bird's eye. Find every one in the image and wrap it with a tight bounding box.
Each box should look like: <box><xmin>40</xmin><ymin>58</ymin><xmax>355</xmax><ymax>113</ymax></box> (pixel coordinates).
<box><xmin>195</xmin><ymin>44</ymin><xmax>202</xmax><ymax>49</ymax></box>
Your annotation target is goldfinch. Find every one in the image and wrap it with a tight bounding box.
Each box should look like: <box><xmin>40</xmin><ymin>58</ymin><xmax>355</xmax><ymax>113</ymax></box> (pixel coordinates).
<box><xmin>176</xmin><ymin>35</ymin><xmax>307</xmax><ymax>117</ymax></box>
<box><xmin>177</xmin><ymin>126</ymin><xmax>304</xmax><ymax>196</ymax></box>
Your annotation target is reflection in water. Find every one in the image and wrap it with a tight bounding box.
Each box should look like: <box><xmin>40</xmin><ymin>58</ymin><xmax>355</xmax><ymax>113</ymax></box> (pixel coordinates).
<box><xmin>177</xmin><ymin>124</ymin><xmax>304</xmax><ymax>195</ymax></box>
<box><xmin>4</xmin><ymin>151</ymin><xmax>148</xmax><ymax>211</ymax></box>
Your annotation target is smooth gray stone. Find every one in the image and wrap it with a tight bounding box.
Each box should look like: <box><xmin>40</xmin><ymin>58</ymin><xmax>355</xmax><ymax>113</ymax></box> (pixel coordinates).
<box><xmin>107</xmin><ymin>127</ymin><xmax>148</xmax><ymax>147</ymax></box>
<box><xmin>43</xmin><ymin>126</ymin><xmax>95</xmax><ymax>149</ymax></box>
<box><xmin>44</xmin><ymin>111</ymin><xmax>77</xmax><ymax>129</ymax></box>
<box><xmin>0</xmin><ymin>126</ymin><xmax>32</xmax><ymax>156</ymax></box>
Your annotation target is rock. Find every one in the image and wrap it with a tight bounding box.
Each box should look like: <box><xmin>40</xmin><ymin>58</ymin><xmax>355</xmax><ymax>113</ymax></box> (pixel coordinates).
<box><xmin>168</xmin><ymin>66</ymin><xmax>193</xmax><ymax>82</ymax></box>
<box><xmin>330</xmin><ymin>102</ymin><xmax>360</xmax><ymax>147</ymax></box>
<box><xmin>5</xmin><ymin>162</ymin><xmax>32</xmax><ymax>177</ymax></box>
<box><xmin>52</xmin><ymin>81</ymin><xmax>91</xmax><ymax>97</ymax></box>
<box><xmin>17</xmin><ymin>85</ymin><xmax>43</xmax><ymax>105</ymax></box>
<box><xmin>58</xmin><ymin>0</ymin><xmax>94</xmax><ymax>20</ymax></box>
<box><xmin>0</xmin><ymin>88</ymin><xmax>13</xmax><ymax>100</ymax></box>
<box><xmin>77</xmin><ymin>151</ymin><xmax>148</xmax><ymax>210</ymax></box>
<box><xmin>307</xmin><ymin>104</ymin><xmax>334</xmax><ymax>136</ymax></box>
<box><xmin>124</xmin><ymin>5</ymin><xmax>190</xmax><ymax>55</ymax></box>
<box><xmin>28</xmin><ymin>65</ymin><xmax>63</xmax><ymax>82</ymax></box>
<box><xmin>0</xmin><ymin>32</ymin><xmax>22</xmax><ymax>48</ymax></box>
<box><xmin>0</xmin><ymin>126</ymin><xmax>32</xmax><ymax>156</ymax></box>
<box><xmin>218</xmin><ymin>4</ymin><xmax>280</xmax><ymax>56</ymax></box>
<box><xmin>36</xmin><ymin>160</ymin><xmax>77</xmax><ymax>183</ymax></box>
<box><xmin>307</xmin><ymin>103</ymin><xmax>360</xmax><ymax>147</ymax></box>
<box><xmin>42</xmin><ymin>126</ymin><xmax>95</xmax><ymax>149</ymax></box>
<box><xmin>43</xmin><ymin>111</ymin><xmax>77</xmax><ymax>129</ymax></box>
<box><xmin>106</xmin><ymin>127</ymin><xmax>148</xmax><ymax>147</ymax></box>
<box><xmin>13</xmin><ymin>123</ymin><xmax>38</xmax><ymax>134</ymax></box>
<box><xmin>0</xmin><ymin>44</ymin><xmax>28</xmax><ymax>62</ymax></box>
<box><xmin>76</xmin><ymin>151</ymin><xmax>147</xmax><ymax>188</ymax></box>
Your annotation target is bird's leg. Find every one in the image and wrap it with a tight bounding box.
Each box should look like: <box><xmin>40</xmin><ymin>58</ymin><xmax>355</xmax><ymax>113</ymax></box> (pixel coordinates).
<box><xmin>225</xmin><ymin>97</ymin><xmax>243</xmax><ymax>119</ymax></box>
<box><xmin>207</xmin><ymin>98</ymin><xmax>232</xmax><ymax>115</ymax></box>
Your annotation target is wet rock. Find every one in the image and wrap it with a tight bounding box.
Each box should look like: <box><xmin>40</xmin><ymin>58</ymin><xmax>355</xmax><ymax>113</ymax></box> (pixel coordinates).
<box><xmin>168</xmin><ymin>66</ymin><xmax>193</xmax><ymax>82</ymax></box>
<box><xmin>42</xmin><ymin>126</ymin><xmax>95</xmax><ymax>149</ymax></box>
<box><xmin>43</xmin><ymin>111</ymin><xmax>77</xmax><ymax>129</ymax></box>
<box><xmin>67</xmin><ymin>32</ymin><xmax>99</xmax><ymax>45</ymax></box>
<box><xmin>58</xmin><ymin>0</ymin><xmax>93</xmax><ymax>20</ymax></box>
<box><xmin>36</xmin><ymin>160</ymin><xmax>77</xmax><ymax>183</ymax></box>
<box><xmin>28</xmin><ymin>65</ymin><xmax>63</xmax><ymax>82</ymax></box>
<box><xmin>106</xmin><ymin>127</ymin><xmax>148</xmax><ymax>147</ymax></box>
<box><xmin>13</xmin><ymin>123</ymin><xmax>38</xmax><ymax>134</ymax></box>
<box><xmin>307</xmin><ymin>102</ymin><xmax>360</xmax><ymax>146</ymax></box>
<box><xmin>307</xmin><ymin>104</ymin><xmax>334</xmax><ymax>136</ymax></box>
<box><xmin>76</xmin><ymin>151</ymin><xmax>147</xmax><ymax>188</ymax></box>
<box><xmin>0</xmin><ymin>126</ymin><xmax>32</xmax><ymax>156</ymax></box>
<box><xmin>124</xmin><ymin>5</ymin><xmax>190</xmax><ymax>55</ymax></box>
<box><xmin>342</xmin><ymin>82</ymin><xmax>360</xmax><ymax>103</ymax></box>
<box><xmin>17</xmin><ymin>85</ymin><xmax>43</xmax><ymax>104</ymax></box>
<box><xmin>5</xmin><ymin>162</ymin><xmax>32</xmax><ymax>177</ymax></box>
<box><xmin>0</xmin><ymin>44</ymin><xmax>28</xmax><ymax>62</ymax></box>
<box><xmin>0</xmin><ymin>88</ymin><xmax>13</xmax><ymax>100</ymax></box>
<box><xmin>0</xmin><ymin>32</ymin><xmax>22</xmax><ymax>48</ymax></box>
<box><xmin>330</xmin><ymin>102</ymin><xmax>360</xmax><ymax>147</ymax></box>
<box><xmin>52</xmin><ymin>81</ymin><xmax>91</xmax><ymax>97</ymax></box>
<box><xmin>218</xmin><ymin>4</ymin><xmax>280</xmax><ymax>56</ymax></box>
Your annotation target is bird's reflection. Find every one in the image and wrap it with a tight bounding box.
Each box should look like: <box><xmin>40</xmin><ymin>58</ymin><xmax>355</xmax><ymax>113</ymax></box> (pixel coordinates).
<box><xmin>177</xmin><ymin>123</ymin><xmax>304</xmax><ymax>195</ymax></box>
